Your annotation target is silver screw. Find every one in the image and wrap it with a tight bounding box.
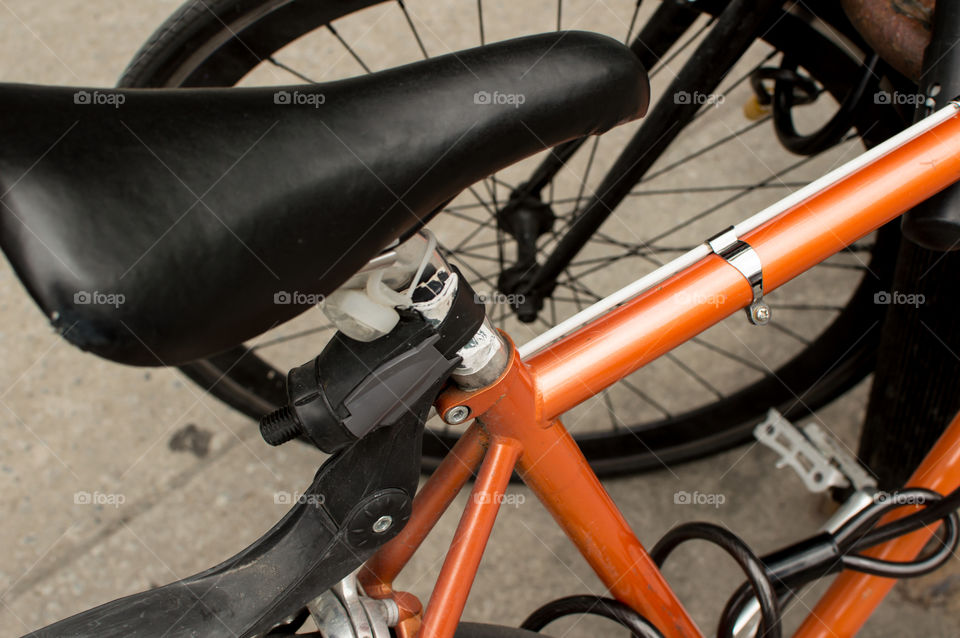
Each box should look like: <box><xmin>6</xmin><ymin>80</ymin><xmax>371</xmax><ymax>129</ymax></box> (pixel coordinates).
<box><xmin>751</xmin><ymin>304</ymin><xmax>771</xmax><ymax>325</ymax></box>
<box><xmin>443</xmin><ymin>405</ymin><xmax>471</xmax><ymax>425</ymax></box>
<box><xmin>372</xmin><ymin>515</ymin><xmax>393</xmax><ymax>534</ymax></box>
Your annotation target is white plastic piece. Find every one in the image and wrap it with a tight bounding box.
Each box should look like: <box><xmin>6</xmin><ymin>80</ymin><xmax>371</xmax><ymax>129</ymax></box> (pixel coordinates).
<box><xmin>517</xmin><ymin>102</ymin><xmax>960</xmax><ymax>359</ymax></box>
<box><xmin>322</xmin><ymin>289</ymin><xmax>400</xmax><ymax>342</ymax></box>
<box><xmin>366</xmin><ymin>270</ymin><xmax>410</xmax><ymax>308</ymax></box>
<box><xmin>323</xmin><ymin>230</ymin><xmax>443</xmax><ymax>341</ymax></box>
<box><xmin>403</xmin><ymin>229</ymin><xmax>438</xmax><ymax>305</ymax></box>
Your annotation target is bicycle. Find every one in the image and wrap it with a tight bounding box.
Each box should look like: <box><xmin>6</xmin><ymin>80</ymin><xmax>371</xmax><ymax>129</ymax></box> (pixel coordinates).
<box><xmin>2</xmin><ymin>1</ymin><xmax>960</xmax><ymax>637</ymax></box>
<box><xmin>117</xmin><ymin>0</ymin><xmax>921</xmax><ymax>478</ymax></box>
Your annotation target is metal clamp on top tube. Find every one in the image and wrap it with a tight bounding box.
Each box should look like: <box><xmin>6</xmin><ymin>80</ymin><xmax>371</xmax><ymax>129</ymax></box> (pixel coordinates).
<box><xmin>707</xmin><ymin>226</ymin><xmax>771</xmax><ymax>326</ymax></box>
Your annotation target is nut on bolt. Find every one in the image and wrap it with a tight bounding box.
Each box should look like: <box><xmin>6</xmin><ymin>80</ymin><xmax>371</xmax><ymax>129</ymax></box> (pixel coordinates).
<box><xmin>443</xmin><ymin>405</ymin><xmax>471</xmax><ymax>425</ymax></box>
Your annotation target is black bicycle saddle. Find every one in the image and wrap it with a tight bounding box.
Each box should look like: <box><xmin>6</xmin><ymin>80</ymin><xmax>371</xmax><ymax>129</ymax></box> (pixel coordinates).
<box><xmin>0</xmin><ymin>31</ymin><xmax>648</xmax><ymax>366</ymax></box>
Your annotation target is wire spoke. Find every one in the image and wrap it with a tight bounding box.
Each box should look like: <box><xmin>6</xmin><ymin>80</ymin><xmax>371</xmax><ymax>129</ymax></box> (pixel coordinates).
<box><xmin>813</xmin><ymin>261</ymin><xmax>870</xmax><ymax>271</ymax></box>
<box><xmin>451</xmin><ymin>213</ymin><xmax>498</xmax><ymax>253</ymax></box>
<box><xmin>601</xmin><ymin>390</ymin><xmax>620</xmax><ymax>431</ymax></box>
<box><xmin>572</xmin><ymin>135</ymin><xmax>601</xmax><ymax>215</ymax></box>
<box><xmin>629</xmin><ymin>182</ymin><xmax>807</xmax><ymax>197</ymax></box>
<box><xmin>561</xmin><ymin>241</ymin><xmax>664</xmax><ymax>280</ymax></box>
<box><xmin>490</xmin><ymin>175</ymin><xmax>517</xmax><ymax>191</ymax></box>
<box><xmin>648</xmin><ymin>16</ymin><xmax>716</xmax><ymax>80</ymax></box>
<box><xmin>618</xmin><ymin>378</ymin><xmax>673</xmax><ymax>418</ymax></box>
<box><xmin>482</xmin><ymin>177</ymin><xmax>499</xmax><ymax>216</ymax></box>
<box><xmin>267</xmin><ymin>57</ymin><xmax>319</xmax><ymax>83</ymax></box>
<box><xmin>556</xmin><ymin>273</ymin><xmax>603</xmax><ymax>302</ymax></box>
<box><xmin>645</xmin><ymin>153</ymin><xmax>819</xmax><ymax>245</ymax></box>
<box><xmin>396</xmin><ymin>0</ymin><xmax>429</xmax><ymax>58</ymax></box>
<box><xmin>691</xmin><ymin>337</ymin><xmax>768</xmax><ymax>374</ymax></box>
<box><xmin>326</xmin><ymin>23</ymin><xmax>372</xmax><ymax>73</ymax></box>
<box><xmin>477</xmin><ymin>0</ymin><xmax>485</xmax><ymax>45</ymax></box>
<box><xmin>635</xmin><ymin>117</ymin><xmax>771</xmax><ymax>189</ymax></box>
<box><xmin>457</xmin><ymin>238</ymin><xmax>507</xmax><ymax>253</ymax></box>
<box><xmin>625</xmin><ymin>0</ymin><xmax>642</xmax><ymax>44</ymax></box>
<box><xmin>468</xmin><ymin>185</ymin><xmax>497</xmax><ymax>216</ymax></box>
<box><xmin>566</xmin><ymin>245</ymin><xmax>690</xmax><ymax>269</ymax></box>
<box><xmin>444</xmin><ymin>207</ymin><xmax>492</xmax><ymax>227</ymax></box>
<box><xmin>444</xmin><ymin>248</ymin><xmax>501</xmax><ymax>263</ymax></box>
<box><xmin>768</xmin><ymin>303</ymin><xmax>843</xmax><ymax>312</ymax></box>
<box><xmin>767</xmin><ymin>321</ymin><xmax>811</xmax><ymax>346</ymax></box>
<box><xmin>440</xmin><ymin>247</ymin><xmax>499</xmax><ymax>293</ymax></box>
<box><xmin>689</xmin><ymin>49</ymin><xmax>778</xmax><ymax>124</ymax></box>
<box><xmin>666</xmin><ymin>352</ymin><xmax>724</xmax><ymax>399</ymax></box>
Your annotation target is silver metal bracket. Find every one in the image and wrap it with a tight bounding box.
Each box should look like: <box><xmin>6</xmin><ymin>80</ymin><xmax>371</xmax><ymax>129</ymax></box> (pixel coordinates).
<box><xmin>707</xmin><ymin>227</ymin><xmax>770</xmax><ymax>325</ymax></box>
<box><xmin>308</xmin><ymin>570</ymin><xmax>398</xmax><ymax>638</ymax></box>
<box><xmin>754</xmin><ymin>409</ymin><xmax>877</xmax><ymax>493</ymax></box>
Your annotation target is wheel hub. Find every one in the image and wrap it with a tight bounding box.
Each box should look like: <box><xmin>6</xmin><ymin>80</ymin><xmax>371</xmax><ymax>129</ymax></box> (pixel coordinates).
<box><xmin>496</xmin><ymin>188</ymin><xmax>556</xmax><ymax>323</ymax></box>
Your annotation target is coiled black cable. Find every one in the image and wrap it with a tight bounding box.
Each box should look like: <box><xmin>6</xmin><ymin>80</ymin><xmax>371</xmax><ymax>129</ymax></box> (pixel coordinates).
<box><xmin>717</xmin><ymin>487</ymin><xmax>960</xmax><ymax>637</ymax></box>
<box><xmin>520</xmin><ymin>595</ymin><xmax>665</xmax><ymax>638</ymax></box>
<box><xmin>857</xmin><ymin>485</ymin><xmax>960</xmax><ymax>548</ymax></box>
<box><xmin>649</xmin><ymin>521</ymin><xmax>781</xmax><ymax>638</ymax></box>
<box><xmin>839</xmin><ymin>489</ymin><xmax>960</xmax><ymax>578</ymax></box>
<box><xmin>771</xmin><ymin>53</ymin><xmax>880</xmax><ymax>156</ymax></box>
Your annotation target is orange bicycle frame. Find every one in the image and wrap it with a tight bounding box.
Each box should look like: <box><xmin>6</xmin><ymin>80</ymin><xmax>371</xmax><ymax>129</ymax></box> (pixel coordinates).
<box><xmin>360</xmin><ymin>105</ymin><xmax>960</xmax><ymax>637</ymax></box>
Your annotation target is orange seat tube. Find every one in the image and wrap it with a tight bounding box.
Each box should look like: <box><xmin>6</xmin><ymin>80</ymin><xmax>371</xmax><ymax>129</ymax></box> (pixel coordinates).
<box><xmin>419</xmin><ymin>437</ymin><xmax>522</xmax><ymax>638</ymax></box>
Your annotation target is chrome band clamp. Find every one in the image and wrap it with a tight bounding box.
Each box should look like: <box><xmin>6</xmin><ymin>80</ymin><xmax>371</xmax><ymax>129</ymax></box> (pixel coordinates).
<box><xmin>707</xmin><ymin>227</ymin><xmax>771</xmax><ymax>325</ymax></box>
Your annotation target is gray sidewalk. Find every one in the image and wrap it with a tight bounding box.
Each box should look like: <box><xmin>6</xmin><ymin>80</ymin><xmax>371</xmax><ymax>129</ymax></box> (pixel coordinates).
<box><xmin>0</xmin><ymin>2</ymin><xmax>957</xmax><ymax>637</ymax></box>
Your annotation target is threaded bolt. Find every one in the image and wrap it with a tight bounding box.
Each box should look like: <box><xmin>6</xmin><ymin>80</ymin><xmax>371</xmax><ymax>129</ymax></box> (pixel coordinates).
<box><xmin>443</xmin><ymin>405</ymin><xmax>471</xmax><ymax>425</ymax></box>
<box><xmin>259</xmin><ymin>405</ymin><xmax>304</xmax><ymax>446</ymax></box>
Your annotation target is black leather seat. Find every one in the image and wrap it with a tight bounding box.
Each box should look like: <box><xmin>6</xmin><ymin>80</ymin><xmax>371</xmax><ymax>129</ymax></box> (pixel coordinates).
<box><xmin>0</xmin><ymin>31</ymin><xmax>648</xmax><ymax>366</ymax></box>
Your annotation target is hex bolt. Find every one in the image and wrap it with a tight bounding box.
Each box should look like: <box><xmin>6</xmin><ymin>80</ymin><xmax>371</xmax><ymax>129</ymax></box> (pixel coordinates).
<box><xmin>372</xmin><ymin>515</ymin><xmax>393</xmax><ymax>534</ymax></box>
<box><xmin>443</xmin><ymin>405</ymin><xmax>471</xmax><ymax>425</ymax></box>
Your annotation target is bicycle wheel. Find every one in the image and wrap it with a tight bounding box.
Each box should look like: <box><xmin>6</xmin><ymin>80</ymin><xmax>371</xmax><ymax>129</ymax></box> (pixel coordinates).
<box><xmin>121</xmin><ymin>0</ymin><xmax>905</xmax><ymax>475</ymax></box>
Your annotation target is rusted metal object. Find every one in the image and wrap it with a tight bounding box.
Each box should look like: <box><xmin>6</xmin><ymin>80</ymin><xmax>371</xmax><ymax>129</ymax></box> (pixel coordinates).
<box><xmin>842</xmin><ymin>0</ymin><xmax>934</xmax><ymax>81</ymax></box>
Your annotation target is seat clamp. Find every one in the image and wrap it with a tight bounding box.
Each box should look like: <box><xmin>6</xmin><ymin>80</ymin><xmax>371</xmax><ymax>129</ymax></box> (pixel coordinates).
<box><xmin>706</xmin><ymin>227</ymin><xmax>771</xmax><ymax>326</ymax></box>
